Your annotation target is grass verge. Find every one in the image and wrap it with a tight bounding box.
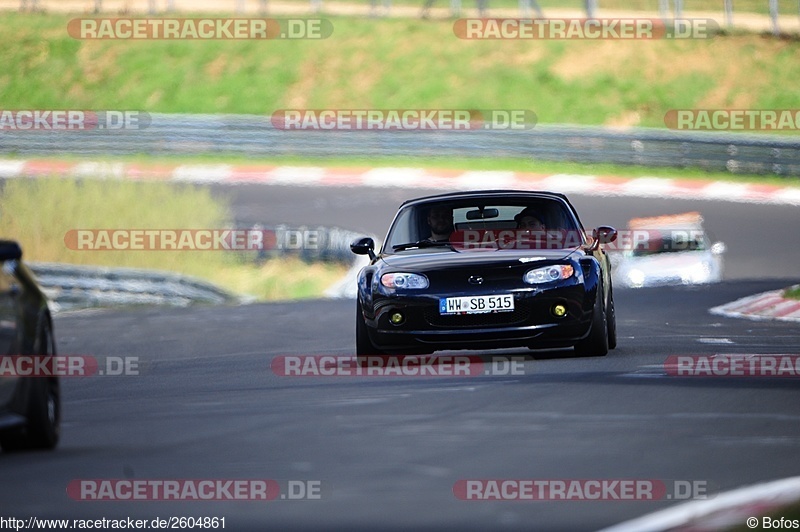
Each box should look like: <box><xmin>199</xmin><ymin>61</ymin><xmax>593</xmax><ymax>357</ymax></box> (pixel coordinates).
<box><xmin>784</xmin><ymin>286</ymin><xmax>800</xmax><ymax>300</ymax></box>
<box><xmin>0</xmin><ymin>178</ymin><xmax>348</xmax><ymax>301</ymax></box>
<box><xmin>1</xmin><ymin>14</ymin><xmax>798</xmax><ymax>129</ymax></box>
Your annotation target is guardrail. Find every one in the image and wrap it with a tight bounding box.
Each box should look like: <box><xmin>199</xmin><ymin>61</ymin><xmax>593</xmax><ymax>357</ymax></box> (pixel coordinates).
<box><xmin>2</xmin><ymin>114</ymin><xmax>798</xmax><ymax>176</ymax></box>
<box><xmin>29</xmin><ymin>262</ymin><xmax>240</xmax><ymax>312</ymax></box>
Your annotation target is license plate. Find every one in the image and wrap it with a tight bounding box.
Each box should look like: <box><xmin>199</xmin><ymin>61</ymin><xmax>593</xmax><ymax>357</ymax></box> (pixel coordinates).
<box><xmin>439</xmin><ymin>294</ymin><xmax>514</xmax><ymax>315</ymax></box>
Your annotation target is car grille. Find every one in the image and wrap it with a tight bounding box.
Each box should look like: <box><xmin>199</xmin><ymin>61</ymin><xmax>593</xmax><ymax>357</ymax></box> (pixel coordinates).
<box><xmin>423</xmin><ymin>305</ymin><xmax>530</xmax><ymax>328</ymax></box>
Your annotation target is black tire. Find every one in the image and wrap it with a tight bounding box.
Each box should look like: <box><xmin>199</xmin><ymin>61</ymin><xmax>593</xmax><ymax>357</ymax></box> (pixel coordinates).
<box><xmin>356</xmin><ymin>299</ymin><xmax>384</xmax><ymax>365</ymax></box>
<box><xmin>0</xmin><ymin>319</ymin><xmax>60</xmax><ymax>452</ymax></box>
<box><xmin>573</xmin><ymin>283</ymin><xmax>609</xmax><ymax>357</ymax></box>
<box><xmin>23</xmin><ymin>377</ymin><xmax>60</xmax><ymax>450</ymax></box>
<box><xmin>607</xmin><ymin>285</ymin><xmax>617</xmax><ymax>350</ymax></box>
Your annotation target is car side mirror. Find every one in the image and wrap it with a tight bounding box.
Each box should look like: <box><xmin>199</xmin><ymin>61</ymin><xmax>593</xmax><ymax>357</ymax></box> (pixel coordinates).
<box><xmin>710</xmin><ymin>241</ymin><xmax>726</xmax><ymax>255</ymax></box>
<box><xmin>0</xmin><ymin>240</ymin><xmax>23</xmax><ymax>261</ymax></box>
<box><xmin>350</xmin><ymin>237</ymin><xmax>376</xmax><ymax>260</ymax></box>
<box><xmin>588</xmin><ymin>226</ymin><xmax>617</xmax><ymax>251</ymax></box>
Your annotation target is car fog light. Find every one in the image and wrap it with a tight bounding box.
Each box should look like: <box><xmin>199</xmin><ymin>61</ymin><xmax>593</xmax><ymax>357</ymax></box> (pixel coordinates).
<box><xmin>390</xmin><ymin>312</ymin><xmax>405</xmax><ymax>325</ymax></box>
<box><xmin>552</xmin><ymin>304</ymin><xmax>567</xmax><ymax>318</ymax></box>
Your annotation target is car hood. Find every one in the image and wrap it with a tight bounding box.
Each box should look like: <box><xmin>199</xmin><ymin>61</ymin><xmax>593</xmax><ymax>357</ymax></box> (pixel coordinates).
<box><xmin>379</xmin><ymin>247</ymin><xmax>580</xmax><ymax>271</ymax></box>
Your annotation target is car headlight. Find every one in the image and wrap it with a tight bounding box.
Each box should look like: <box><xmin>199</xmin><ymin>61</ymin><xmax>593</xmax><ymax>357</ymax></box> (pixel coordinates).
<box><xmin>523</xmin><ymin>265</ymin><xmax>574</xmax><ymax>284</ymax></box>
<box><xmin>381</xmin><ymin>272</ymin><xmax>429</xmax><ymax>289</ymax></box>
<box><xmin>627</xmin><ymin>268</ymin><xmax>645</xmax><ymax>288</ymax></box>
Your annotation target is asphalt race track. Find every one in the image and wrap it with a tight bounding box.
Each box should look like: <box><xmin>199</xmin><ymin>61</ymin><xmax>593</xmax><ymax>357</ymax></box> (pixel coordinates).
<box><xmin>2</xmin><ymin>184</ymin><xmax>800</xmax><ymax>531</ymax></box>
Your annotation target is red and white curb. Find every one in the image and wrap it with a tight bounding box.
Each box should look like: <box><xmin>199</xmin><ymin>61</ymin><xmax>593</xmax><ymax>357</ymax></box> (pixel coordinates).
<box><xmin>710</xmin><ymin>286</ymin><xmax>800</xmax><ymax>322</ymax></box>
<box><xmin>2</xmin><ymin>159</ymin><xmax>800</xmax><ymax>206</ymax></box>
<box><xmin>599</xmin><ymin>475</ymin><xmax>800</xmax><ymax>532</ymax></box>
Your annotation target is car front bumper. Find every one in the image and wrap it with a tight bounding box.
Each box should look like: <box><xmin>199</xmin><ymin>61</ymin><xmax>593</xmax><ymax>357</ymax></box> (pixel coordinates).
<box><xmin>364</xmin><ymin>284</ymin><xmax>597</xmax><ymax>352</ymax></box>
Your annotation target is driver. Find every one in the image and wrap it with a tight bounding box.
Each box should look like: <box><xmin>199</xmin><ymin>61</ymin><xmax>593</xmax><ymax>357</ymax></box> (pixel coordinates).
<box><xmin>514</xmin><ymin>207</ymin><xmax>545</xmax><ymax>231</ymax></box>
<box><xmin>426</xmin><ymin>206</ymin><xmax>454</xmax><ymax>242</ymax></box>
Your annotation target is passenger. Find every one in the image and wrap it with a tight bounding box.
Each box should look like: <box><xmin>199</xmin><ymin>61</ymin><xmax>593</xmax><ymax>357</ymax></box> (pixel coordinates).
<box><xmin>514</xmin><ymin>207</ymin><xmax>545</xmax><ymax>231</ymax></box>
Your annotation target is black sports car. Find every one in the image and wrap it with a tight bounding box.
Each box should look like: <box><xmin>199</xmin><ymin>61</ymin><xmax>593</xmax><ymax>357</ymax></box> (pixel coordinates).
<box><xmin>351</xmin><ymin>190</ymin><xmax>618</xmax><ymax>360</ymax></box>
<box><xmin>0</xmin><ymin>240</ymin><xmax>60</xmax><ymax>452</ymax></box>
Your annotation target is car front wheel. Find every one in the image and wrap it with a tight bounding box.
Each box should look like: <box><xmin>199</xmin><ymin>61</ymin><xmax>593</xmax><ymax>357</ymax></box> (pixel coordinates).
<box><xmin>1</xmin><ymin>319</ymin><xmax>61</xmax><ymax>452</ymax></box>
<box><xmin>607</xmin><ymin>285</ymin><xmax>617</xmax><ymax>350</ymax></box>
<box><xmin>356</xmin><ymin>299</ymin><xmax>385</xmax><ymax>365</ymax></box>
<box><xmin>573</xmin><ymin>284</ymin><xmax>609</xmax><ymax>357</ymax></box>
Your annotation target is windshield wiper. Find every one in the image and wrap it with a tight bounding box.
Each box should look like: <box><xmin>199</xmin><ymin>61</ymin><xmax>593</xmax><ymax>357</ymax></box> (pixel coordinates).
<box><xmin>392</xmin><ymin>240</ymin><xmax>454</xmax><ymax>251</ymax></box>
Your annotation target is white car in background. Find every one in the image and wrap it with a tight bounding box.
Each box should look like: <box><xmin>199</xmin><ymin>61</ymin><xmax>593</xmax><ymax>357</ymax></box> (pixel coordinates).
<box><xmin>613</xmin><ymin>212</ymin><xmax>726</xmax><ymax>288</ymax></box>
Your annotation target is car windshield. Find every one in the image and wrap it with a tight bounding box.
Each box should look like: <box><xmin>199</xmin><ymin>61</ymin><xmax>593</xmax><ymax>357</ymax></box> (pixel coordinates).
<box><xmin>384</xmin><ymin>197</ymin><xmax>582</xmax><ymax>252</ymax></box>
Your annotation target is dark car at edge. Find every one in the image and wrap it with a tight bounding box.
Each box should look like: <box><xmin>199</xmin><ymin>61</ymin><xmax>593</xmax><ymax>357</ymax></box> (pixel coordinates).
<box><xmin>350</xmin><ymin>190</ymin><xmax>618</xmax><ymax>361</ymax></box>
<box><xmin>0</xmin><ymin>240</ymin><xmax>60</xmax><ymax>452</ymax></box>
